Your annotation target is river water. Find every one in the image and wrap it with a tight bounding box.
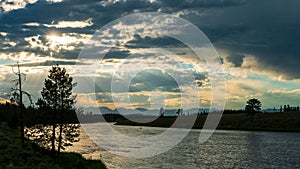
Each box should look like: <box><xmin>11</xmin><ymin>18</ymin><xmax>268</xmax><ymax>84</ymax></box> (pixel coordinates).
<box><xmin>66</xmin><ymin>123</ymin><xmax>300</xmax><ymax>169</ymax></box>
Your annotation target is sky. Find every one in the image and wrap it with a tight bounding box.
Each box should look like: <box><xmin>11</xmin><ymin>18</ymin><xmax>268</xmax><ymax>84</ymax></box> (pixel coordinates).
<box><xmin>0</xmin><ymin>0</ymin><xmax>300</xmax><ymax>111</ymax></box>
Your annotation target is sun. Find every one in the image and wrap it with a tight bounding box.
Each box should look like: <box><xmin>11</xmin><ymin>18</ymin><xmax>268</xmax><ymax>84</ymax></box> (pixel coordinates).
<box><xmin>47</xmin><ymin>34</ymin><xmax>71</xmax><ymax>45</ymax></box>
<box><xmin>46</xmin><ymin>33</ymin><xmax>76</xmax><ymax>51</ymax></box>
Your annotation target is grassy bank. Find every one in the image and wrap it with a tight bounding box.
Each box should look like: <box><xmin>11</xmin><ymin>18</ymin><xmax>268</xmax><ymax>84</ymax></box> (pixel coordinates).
<box><xmin>115</xmin><ymin>112</ymin><xmax>300</xmax><ymax>132</ymax></box>
<box><xmin>0</xmin><ymin>123</ymin><xmax>107</xmax><ymax>169</ymax></box>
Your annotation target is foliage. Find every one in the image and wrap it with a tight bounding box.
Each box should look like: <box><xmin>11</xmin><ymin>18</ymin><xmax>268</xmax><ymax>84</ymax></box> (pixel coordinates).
<box><xmin>25</xmin><ymin>65</ymin><xmax>80</xmax><ymax>156</ymax></box>
<box><xmin>41</xmin><ymin>65</ymin><xmax>76</xmax><ymax>111</ymax></box>
<box><xmin>245</xmin><ymin>98</ymin><xmax>262</xmax><ymax>121</ymax></box>
<box><xmin>245</xmin><ymin>98</ymin><xmax>262</xmax><ymax>112</ymax></box>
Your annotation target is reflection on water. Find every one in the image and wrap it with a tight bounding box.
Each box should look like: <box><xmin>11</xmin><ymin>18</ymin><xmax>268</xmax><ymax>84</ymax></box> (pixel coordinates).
<box><xmin>65</xmin><ymin>123</ymin><xmax>300</xmax><ymax>169</ymax></box>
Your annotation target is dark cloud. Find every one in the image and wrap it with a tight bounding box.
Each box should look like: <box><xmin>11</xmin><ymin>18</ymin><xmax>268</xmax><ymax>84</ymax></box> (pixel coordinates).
<box><xmin>87</xmin><ymin>69</ymin><xmax>182</xmax><ymax>93</ymax></box>
<box><xmin>192</xmin><ymin>0</ymin><xmax>300</xmax><ymax>79</ymax></box>
<box><xmin>1</xmin><ymin>0</ymin><xmax>300</xmax><ymax>79</ymax></box>
<box><xmin>155</xmin><ymin>0</ymin><xmax>246</xmax><ymax>13</ymax></box>
<box><xmin>9</xmin><ymin>60</ymin><xmax>88</xmax><ymax>67</ymax></box>
<box><xmin>125</xmin><ymin>35</ymin><xmax>187</xmax><ymax>49</ymax></box>
<box><xmin>129</xmin><ymin>69</ymin><xmax>180</xmax><ymax>92</ymax></box>
<box><xmin>54</xmin><ymin>48</ymin><xmax>83</xmax><ymax>59</ymax></box>
<box><xmin>227</xmin><ymin>54</ymin><xmax>245</xmax><ymax>67</ymax></box>
<box><xmin>1</xmin><ymin>0</ymin><xmax>242</xmax><ymax>60</ymax></box>
<box><xmin>128</xmin><ymin>69</ymin><xmax>208</xmax><ymax>92</ymax></box>
<box><xmin>193</xmin><ymin>73</ymin><xmax>208</xmax><ymax>87</ymax></box>
<box><xmin>103</xmin><ymin>47</ymin><xmax>131</xmax><ymax>59</ymax></box>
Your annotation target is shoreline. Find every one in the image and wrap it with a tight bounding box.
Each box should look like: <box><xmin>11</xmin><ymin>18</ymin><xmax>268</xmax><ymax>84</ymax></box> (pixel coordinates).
<box><xmin>115</xmin><ymin>123</ymin><xmax>300</xmax><ymax>133</ymax></box>
<box><xmin>114</xmin><ymin>112</ymin><xmax>300</xmax><ymax>133</ymax></box>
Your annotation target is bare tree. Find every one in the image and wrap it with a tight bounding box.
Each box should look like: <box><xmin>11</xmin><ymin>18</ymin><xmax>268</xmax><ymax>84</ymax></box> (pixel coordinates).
<box><xmin>11</xmin><ymin>62</ymin><xmax>32</xmax><ymax>146</ymax></box>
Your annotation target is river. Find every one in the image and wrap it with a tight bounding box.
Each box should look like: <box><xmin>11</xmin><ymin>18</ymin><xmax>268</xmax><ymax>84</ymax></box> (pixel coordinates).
<box><xmin>65</xmin><ymin>123</ymin><xmax>300</xmax><ymax>169</ymax></box>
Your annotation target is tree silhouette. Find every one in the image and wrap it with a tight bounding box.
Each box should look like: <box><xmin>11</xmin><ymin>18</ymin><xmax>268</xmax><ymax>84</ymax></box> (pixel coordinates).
<box><xmin>284</xmin><ymin>105</ymin><xmax>287</xmax><ymax>112</ymax></box>
<box><xmin>176</xmin><ymin>108</ymin><xmax>183</xmax><ymax>116</ymax></box>
<box><xmin>159</xmin><ymin>107</ymin><xmax>164</xmax><ymax>117</ymax></box>
<box><xmin>287</xmin><ymin>104</ymin><xmax>291</xmax><ymax>112</ymax></box>
<box><xmin>11</xmin><ymin>62</ymin><xmax>32</xmax><ymax>146</ymax></box>
<box><xmin>245</xmin><ymin>98</ymin><xmax>262</xmax><ymax>121</ymax></box>
<box><xmin>26</xmin><ymin>65</ymin><xmax>80</xmax><ymax>156</ymax></box>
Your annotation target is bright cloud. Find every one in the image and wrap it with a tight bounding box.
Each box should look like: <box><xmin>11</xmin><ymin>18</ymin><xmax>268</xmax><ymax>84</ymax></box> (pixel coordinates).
<box><xmin>23</xmin><ymin>22</ymin><xmax>40</xmax><ymax>26</ymax></box>
<box><xmin>24</xmin><ymin>33</ymin><xmax>91</xmax><ymax>54</ymax></box>
<box><xmin>24</xmin><ymin>35</ymin><xmax>48</xmax><ymax>51</ymax></box>
<box><xmin>0</xmin><ymin>32</ymin><xmax>8</xmax><ymax>36</ymax></box>
<box><xmin>0</xmin><ymin>0</ymin><xmax>38</xmax><ymax>12</ymax></box>
<box><xmin>2</xmin><ymin>40</ymin><xmax>16</xmax><ymax>48</ymax></box>
<box><xmin>44</xmin><ymin>19</ymin><xmax>93</xmax><ymax>28</ymax></box>
<box><xmin>46</xmin><ymin>0</ymin><xmax>63</xmax><ymax>3</ymax></box>
<box><xmin>267</xmin><ymin>89</ymin><xmax>300</xmax><ymax>95</ymax></box>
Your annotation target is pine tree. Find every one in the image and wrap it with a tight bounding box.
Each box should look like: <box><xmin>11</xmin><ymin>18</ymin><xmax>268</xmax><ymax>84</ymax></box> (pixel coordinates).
<box><xmin>245</xmin><ymin>98</ymin><xmax>262</xmax><ymax>122</ymax></box>
<box><xmin>25</xmin><ymin>65</ymin><xmax>80</xmax><ymax>156</ymax></box>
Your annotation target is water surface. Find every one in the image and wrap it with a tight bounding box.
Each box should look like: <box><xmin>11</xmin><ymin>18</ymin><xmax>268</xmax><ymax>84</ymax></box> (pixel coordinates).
<box><xmin>66</xmin><ymin>123</ymin><xmax>300</xmax><ymax>169</ymax></box>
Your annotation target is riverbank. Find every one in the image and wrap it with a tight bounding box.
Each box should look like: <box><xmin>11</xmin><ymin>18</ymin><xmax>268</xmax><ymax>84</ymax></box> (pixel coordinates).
<box><xmin>115</xmin><ymin>112</ymin><xmax>300</xmax><ymax>132</ymax></box>
<box><xmin>0</xmin><ymin>122</ymin><xmax>107</xmax><ymax>169</ymax></box>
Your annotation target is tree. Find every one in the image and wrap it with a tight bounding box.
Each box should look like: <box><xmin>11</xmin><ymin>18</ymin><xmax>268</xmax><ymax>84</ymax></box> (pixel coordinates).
<box><xmin>287</xmin><ymin>104</ymin><xmax>291</xmax><ymax>112</ymax></box>
<box><xmin>284</xmin><ymin>105</ymin><xmax>287</xmax><ymax>112</ymax></box>
<box><xmin>11</xmin><ymin>62</ymin><xmax>32</xmax><ymax>146</ymax></box>
<box><xmin>176</xmin><ymin>108</ymin><xmax>183</xmax><ymax>116</ymax></box>
<box><xmin>25</xmin><ymin>65</ymin><xmax>80</xmax><ymax>156</ymax></box>
<box><xmin>159</xmin><ymin>107</ymin><xmax>164</xmax><ymax>117</ymax></box>
<box><xmin>245</xmin><ymin>98</ymin><xmax>262</xmax><ymax>121</ymax></box>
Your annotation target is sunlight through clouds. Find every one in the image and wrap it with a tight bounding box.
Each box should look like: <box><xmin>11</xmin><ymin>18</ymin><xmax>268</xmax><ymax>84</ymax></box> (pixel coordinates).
<box><xmin>1</xmin><ymin>0</ymin><xmax>300</xmax><ymax>110</ymax></box>
<box><xmin>47</xmin><ymin>33</ymin><xmax>91</xmax><ymax>46</ymax></box>
<box><xmin>24</xmin><ymin>33</ymin><xmax>92</xmax><ymax>55</ymax></box>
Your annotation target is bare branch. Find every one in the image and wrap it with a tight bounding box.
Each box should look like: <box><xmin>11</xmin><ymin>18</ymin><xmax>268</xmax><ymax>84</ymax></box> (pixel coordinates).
<box><xmin>11</xmin><ymin>66</ymin><xmax>19</xmax><ymax>75</ymax></box>
<box><xmin>22</xmin><ymin>91</ymin><xmax>33</xmax><ymax>105</ymax></box>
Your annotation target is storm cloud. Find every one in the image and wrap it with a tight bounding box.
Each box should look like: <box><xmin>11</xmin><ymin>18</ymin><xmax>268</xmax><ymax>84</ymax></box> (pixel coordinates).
<box><xmin>1</xmin><ymin>0</ymin><xmax>298</xmax><ymax>79</ymax></box>
<box><xmin>1</xmin><ymin>0</ymin><xmax>300</xmax><ymax>109</ymax></box>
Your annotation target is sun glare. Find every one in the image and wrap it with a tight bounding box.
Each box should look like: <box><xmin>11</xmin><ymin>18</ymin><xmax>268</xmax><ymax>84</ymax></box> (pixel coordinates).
<box><xmin>46</xmin><ymin>33</ymin><xmax>77</xmax><ymax>51</ymax></box>
<box><xmin>47</xmin><ymin>35</ymin><xmax>71</xmax><ymax>45</ymax></box>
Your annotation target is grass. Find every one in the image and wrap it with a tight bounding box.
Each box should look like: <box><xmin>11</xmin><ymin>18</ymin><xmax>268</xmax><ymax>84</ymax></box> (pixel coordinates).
<box><xmin>0</xmin><ymin>122</ymin><xmax>107</xmax><ymax>169</ymax></box>
<box><xmin>217</xmin><ymin>112</ymin><xmax>300</xmax><ymax>132</ymax></box>
<box><xmin>115</xmin><ymin>112</ymin><xmax>300</xmax><ymax>132</ymax></box>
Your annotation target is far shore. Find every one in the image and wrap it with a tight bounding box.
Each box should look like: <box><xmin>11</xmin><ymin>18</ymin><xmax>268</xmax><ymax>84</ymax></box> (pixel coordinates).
<box><xmin>114</xmin><ymin>112</ymin><xmax>300</xmax><ymax>132</ymax></box>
